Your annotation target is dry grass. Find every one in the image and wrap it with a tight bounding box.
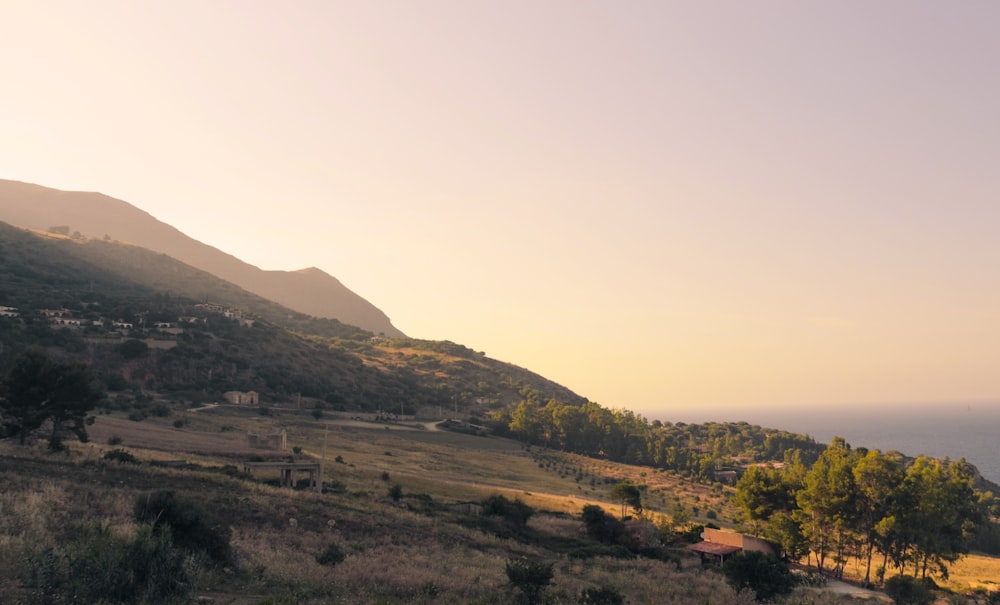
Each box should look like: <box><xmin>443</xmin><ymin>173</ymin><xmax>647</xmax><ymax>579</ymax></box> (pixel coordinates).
<box><xmin>0</xmin><ymin>406</ymin><xmax>968</xmax><ymax>604</ymax></box>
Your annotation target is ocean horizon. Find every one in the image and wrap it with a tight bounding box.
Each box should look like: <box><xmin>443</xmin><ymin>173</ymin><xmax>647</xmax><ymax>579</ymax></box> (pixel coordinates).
<box><xmin>652</xmin><ymin>401</ymin><xmax>1000</xmax><ymax>485</ymax></box>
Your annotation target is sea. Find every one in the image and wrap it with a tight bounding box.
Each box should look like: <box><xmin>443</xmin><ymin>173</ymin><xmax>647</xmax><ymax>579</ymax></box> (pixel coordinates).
<box><xmin>655</xmin><ymin>401</ymin><xmax>1000</xmax><ymax>486</ymax></box>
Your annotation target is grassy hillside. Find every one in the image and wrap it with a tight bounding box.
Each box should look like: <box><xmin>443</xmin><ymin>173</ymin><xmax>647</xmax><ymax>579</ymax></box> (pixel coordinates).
<box><xmin>0</xmin><ymin>222</ymin><xmax>585</xmax><ymax>412</ymax></box>
<box><xmin>0</xmin><ymin>404</ymin><xmax>906</xmax><ymax>605</ymax></box>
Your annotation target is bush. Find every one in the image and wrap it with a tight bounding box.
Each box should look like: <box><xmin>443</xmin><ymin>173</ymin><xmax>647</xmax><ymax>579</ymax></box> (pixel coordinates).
<box><xmin>581</xmin><ymin>504</ymin><xmax>625</xmax><ymax>545</ymax></box>
<box><xmin>103</xmin><ymin>448</ymin><xmax>139</xmax><ymax>464</ymax></box>
<box><xmin>315</xmin><ymin>542</ymin><xmax>346</xmax><ymax>566</ymax></box>
<box><xmin>482</xmin><ymin>494</ymin><xmax>535</xmax><ymax>527</ymax></box>
<box><xmin>388</xmin><ymin>484</ymin><xmax>403</xmax><ymax>501</ymax></box>
<box><xmin>505</xmin><ymin>558</ymin><xmax>553</xmax><ymax>605</ymax></box>
<box><xmin>884</xmin><ymin>575</ymin><xmax>935</xmax><ymax>605</ymax></box>
<box><xmin>27</xmin><ymin>523</ymin><xmax>193</xmax><ymax>605</ymax></box>
<box><xmin>133</xmin><ymin>490</ymin><xmax>232</xmax><ymax>564</ymax></box>
<box><xmin>723</xmin><ymin>551</ymin><xmax>794</xmax><ymax>602</ymax></box>
<box><xmin>580</xmin><ymin>586</ymin><xmax>624</xmax><ymax>605</ymax></box>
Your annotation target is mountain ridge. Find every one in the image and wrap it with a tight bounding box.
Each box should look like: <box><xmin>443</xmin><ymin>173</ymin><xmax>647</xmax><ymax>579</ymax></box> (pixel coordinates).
<box><xmin>0</xmin><ymin>179</ymin><xmax>404</xmax><ymax>337</ymax></box>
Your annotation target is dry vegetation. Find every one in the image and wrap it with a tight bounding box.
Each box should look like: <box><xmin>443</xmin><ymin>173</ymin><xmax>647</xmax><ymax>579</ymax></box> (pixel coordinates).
<box><xmin>1</xmin><ymin>402</ymin><xmax>988</xmax><ymax>604</ymax></box>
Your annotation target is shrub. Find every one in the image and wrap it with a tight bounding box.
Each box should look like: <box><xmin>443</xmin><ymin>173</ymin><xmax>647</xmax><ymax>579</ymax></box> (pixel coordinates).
<box><xmin>103</xmin><ymin>448</ymin><xmax>139</xmax><ymax>464</ymax></box>
<box><xmin>883</xmin><ymin>575</ymin><xmax>934</xmax><ymax>605</ymax></box>
<box><xmin>580</xmin><ymin>586</ymin><xmax>624</xmax><ymax>605</ymax></box>
<box><xmin>133</xmin><ymin>490</ymin><xmax>232</xmax><ymax>564</ymax></box>
<box><xmin>388</xmin><ymin>484</ymin><xmax>403</xmax><ymax>501</ymax></box>
<box><xmin>107</xmin><ymin>435</ymin><xmax>123</xmax><ymax>445</ymax></box>
<box><xmin>27</xmin><ymin>523</ymin><xmax>193</xmax><ymax>605</ymax></box>
<box><xmin>581</xmin><ymin>504</ymin><xmax>625</xmax><ymax>545</ymax></box>
<box><xmin>482</xmin><ymin>494</ymin><xmax>535</xmax><ymax>527</ymax></box>
<box><xmin>315</xmin><ymin>542</ymin><xmax>346</xmax><ymax>567</ymax></box>
<box><xmin>723</xmin><ymin>551</ymin><xmax>794</xmax><ymax>602</ymax></box>
<box><xmin>505</xmin><ymin>558</ymin><xmax>553</xmax><ymax>605</ymax></box>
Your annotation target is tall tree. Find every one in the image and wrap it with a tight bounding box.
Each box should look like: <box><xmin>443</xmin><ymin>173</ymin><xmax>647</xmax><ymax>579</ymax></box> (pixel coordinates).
<box><xmin>795</xmin><ymin>437</ymin><xmax>859</xmax><ymax>574</ymax></box>
<box><xmin>734</xmin><ymin>465</ymin><xmax>792</xmax><ymax>534</ymax></box>
<box><xmin>898</xmin><ymin>456</ymin><xmax>985</xmax><ymax>579</ymax></box>
<box><xmin>0</xmin><ymin>348</ymin><xmax>103</xmax><ymax>449</ymax></box>
<box><xmin>853</xmin><ymin>449</ymin><xmax>904</xmax><ymax>585</ymax></box>
<box><xmin>610</xmin><ymin>480</ymin><xmax>642</xmax><ymax>519</ymax></box>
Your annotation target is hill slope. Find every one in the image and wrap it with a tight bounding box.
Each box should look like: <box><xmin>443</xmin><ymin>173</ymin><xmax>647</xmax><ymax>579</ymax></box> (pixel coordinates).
<box><xmin>0</xmin><ymin>221</ymin><xmax>584</xmax><ymax>412</ymax></box>
<box><xmin>0</xmin><ymin>179</ymin><xmax>404</xmax><ymax>337</ymax></box>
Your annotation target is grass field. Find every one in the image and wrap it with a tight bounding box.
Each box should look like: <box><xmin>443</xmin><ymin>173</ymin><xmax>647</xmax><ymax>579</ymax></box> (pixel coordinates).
<box><xmin>2</xmin><ymin>401</ymin><xmax>996</xmax><ymax>604</ymax></box>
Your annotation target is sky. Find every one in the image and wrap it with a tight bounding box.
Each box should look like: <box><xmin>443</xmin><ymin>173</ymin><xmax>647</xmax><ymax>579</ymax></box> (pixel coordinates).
<box><xmin>2</xmin><ymin>1</ymin><xmax>999</xmax><ymax>420</ymax></box>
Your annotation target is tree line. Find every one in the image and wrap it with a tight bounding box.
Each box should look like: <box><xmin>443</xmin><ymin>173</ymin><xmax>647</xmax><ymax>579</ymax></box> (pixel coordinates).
<box><xmin>734</xmin><ymin>437</ymin><xmax>992</xmax><ymax>585</ymax></box>
<box><xmin>486</xmin><ymin>389</ymin><xmax>825</xmax><ymax>479</ymax></box>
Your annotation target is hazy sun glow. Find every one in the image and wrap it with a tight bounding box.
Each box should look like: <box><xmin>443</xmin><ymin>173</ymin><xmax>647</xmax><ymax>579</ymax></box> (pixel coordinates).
<box><xmin>2</xmin><ymin>1</ymin><xmax>998</xmax><ymax>417</ymax></box>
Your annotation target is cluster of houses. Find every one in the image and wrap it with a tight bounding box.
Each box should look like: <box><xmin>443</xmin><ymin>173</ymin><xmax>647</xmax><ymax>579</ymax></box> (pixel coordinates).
<box><xmin>0</xmin><ymin>303</ymin><xmax>255</xmax><ymax>333</ymax></box>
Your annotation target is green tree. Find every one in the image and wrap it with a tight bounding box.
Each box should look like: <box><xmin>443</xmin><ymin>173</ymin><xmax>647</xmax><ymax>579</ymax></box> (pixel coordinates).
<box><xmin>795</xmin><ymin>437</ymin><xmax>859</xmax><ymax>574</ymax></box>
<box><xmin>505</xmin><ymin>558</ymin><xmax>554</xmax><ymax>605</ymax></box>
<box><xmin>765</xmin><ymin>511</ymin><xmax>808</xmax><ymax>561</ymax></box>
<box><xmin>722</xmin><ymin>550</ymin><xmax>795</xmax><ymax>602</ymax></box>
<box><xmin>734</xmin><ymin>466</ymin><xmax>791</xmax><ymax>533</ymax></box>
<box><xmin>610</xmin><ymin>480</ymin><xmax>642</xmax><ymax>519</ymax></box>
<box><xmin>883</xmin><ymin>574</ymin><xmax>934</xmax><ymax>605</ymax></box>
<box><xmin>896</xmin><ymin>456</ymin><xmax>984</xmax><ymax>579</ymax></box>
<box><xmin>581</xmin><ymin>504</ymin><xmax>626</xmax><ymax>545</ymax></box>
<box><xmin>0</xmin><ymin>348</ymin><xmax>103</xmax><ymax>448</ymax></box>
<box><xmin>853</xmin><ymin>449</ymin><xmax>904</xmax><ymax>585</ymax></box>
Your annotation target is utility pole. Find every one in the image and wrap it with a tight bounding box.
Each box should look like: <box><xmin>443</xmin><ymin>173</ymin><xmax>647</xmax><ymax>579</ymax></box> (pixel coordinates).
<box><xmin>320</xmin><ymin>424</ymin><xmax>329</xmax><ymax>493</ymax></box>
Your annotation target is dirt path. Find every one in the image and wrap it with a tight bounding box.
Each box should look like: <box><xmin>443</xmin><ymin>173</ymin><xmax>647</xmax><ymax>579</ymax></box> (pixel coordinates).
<box><xmin>808</xmin><ymin>579</ymin><xmax>891</xmax><ymax>601</ymax></box>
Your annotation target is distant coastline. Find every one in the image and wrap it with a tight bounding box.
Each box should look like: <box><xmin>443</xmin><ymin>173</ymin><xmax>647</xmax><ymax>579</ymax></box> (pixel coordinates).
<box><xmin>655</xmin><ymin>401</ymin><xmax>1000</xmax><ymax>484</ymax></box>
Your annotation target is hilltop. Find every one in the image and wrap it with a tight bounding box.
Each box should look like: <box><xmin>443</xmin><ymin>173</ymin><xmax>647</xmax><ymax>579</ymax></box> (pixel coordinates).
<box><xmin>0</xmin><ymin>179</ymin><xmax>404</xmax><ymax>337</ymax></box>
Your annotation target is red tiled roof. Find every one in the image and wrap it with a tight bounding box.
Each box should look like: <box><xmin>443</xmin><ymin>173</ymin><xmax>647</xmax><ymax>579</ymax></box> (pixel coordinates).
<box><xmin>689</xmin><ymin>541</ymin><xmax>741</xmax><ymax>556</ymax></box>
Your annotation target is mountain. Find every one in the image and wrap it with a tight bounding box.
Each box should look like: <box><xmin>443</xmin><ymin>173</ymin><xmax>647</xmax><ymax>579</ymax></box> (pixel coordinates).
<box><xmin>0</xmin><ymin>220</ymin><xmax>585</xmax><ymax>411</ymax></box>
<box><xmin>0</xmin><ymin>179</ymin><xmax>404</xmax><ymax>337</ymax></box>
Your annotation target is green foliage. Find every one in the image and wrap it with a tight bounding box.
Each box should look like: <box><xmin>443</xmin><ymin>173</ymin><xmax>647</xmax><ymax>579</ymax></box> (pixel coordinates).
<box><xmin>581</xmin><ymin>504</ymin><xmax>625</xmax><ymax>545</ymax></box>
<box><xmin>481</xmin><ymin>494</ymin><xmax>535</xmax><ymax>527</ymax></box>
<box><xmin>0</xmin><ymin>348</ymin><xmax>104</xmax><ymax>447</ymax></box>
<box><xmin>26</xmin><ymin>523</ymin><xmax>193</xmax><ymax>605</ymax></box>
<box><xmin>505</xmin><ymin>558</ymin><xmax>554</xmax><ymax>605</ymax></box>
<box><xmin>610</xmin><ymin>480</ymin><xmax>642</xmax><ymax>518</ymax></box>
<box><xmin>133</xmin><ymin>490</ymin><xmax>232</xmax><ymax>564</ymax></box>
<box><xmin>883</xmin><ymin>574</ymin><xmax>934</xmax><ymax>605</ymax></box>
<box><xmin>733</xmin><ymin>437</ymin><xmax>990</xmax><ymax>583</ymax></box>
<box><xmin>315</xmin><ymin>542</ymin><xmax>347</xmax><ymax>566</ymax></box>
<box><xmin>722</xmin><ymin>550</ymin><xmax>795</xmax><ymax>602</ymax></box>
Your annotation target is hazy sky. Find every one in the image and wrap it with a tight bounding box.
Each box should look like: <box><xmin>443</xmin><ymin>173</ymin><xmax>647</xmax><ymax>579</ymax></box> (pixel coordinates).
<box><xmin>3</xmin><ymin>1</ymin><xmax>998</xmax><ymax>418</ymax></box>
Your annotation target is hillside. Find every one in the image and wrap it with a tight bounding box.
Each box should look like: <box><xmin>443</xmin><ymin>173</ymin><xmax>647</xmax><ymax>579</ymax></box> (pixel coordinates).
<box><xmin>1</xmin><ymin>221</ymin><xmax>998</xmax><ymax>604</ymax></box>
<box><xmin>0</xmin><ymin>221</ymin><xmax>584</xmax><ymax>412</ymax></box>
<box><xmin>0</xmin><ymin>179</ymin><xmax>404</xmax><ymax>337</ymax></box>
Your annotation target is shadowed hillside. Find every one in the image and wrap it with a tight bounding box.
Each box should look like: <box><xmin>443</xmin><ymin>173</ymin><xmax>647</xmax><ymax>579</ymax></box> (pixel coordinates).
<box><xmin>0</xmin><ymin>179</ymin><xmax>404</xmax><ymax>337</ymax></box>
<box><xmin>0</xmin><ymin>221</ymin><xmax>583</xmax><ymax>412</ymax></box>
